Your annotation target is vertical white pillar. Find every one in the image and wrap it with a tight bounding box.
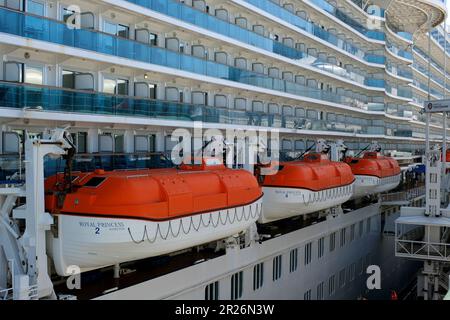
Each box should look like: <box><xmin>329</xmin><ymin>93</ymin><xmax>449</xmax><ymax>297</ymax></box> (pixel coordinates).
<box><xmin>123</xmin><ymin>130</ymin><xmax>134</xmax><ymax>153</ymax></box>
<box><xmin>87</xmin><ymin>128</ymin><xmax>99</xmax><ymax>153</ymax></box>
<box><xmin>155</xmin><ymin>131</ymin><xmax>165</xmax><ymax>152</ymax></box>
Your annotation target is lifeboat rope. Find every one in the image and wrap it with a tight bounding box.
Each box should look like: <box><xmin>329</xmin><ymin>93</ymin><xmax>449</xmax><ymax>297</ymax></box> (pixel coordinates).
<box><xmin>301</xmin><ymin>184</ymin><xmax>354</xmax><ymax>206</ymax></box>
<box><xmin>127</xmin><ymin>202</ymin><xmax>262</xmax><ymax>244</ymax></box>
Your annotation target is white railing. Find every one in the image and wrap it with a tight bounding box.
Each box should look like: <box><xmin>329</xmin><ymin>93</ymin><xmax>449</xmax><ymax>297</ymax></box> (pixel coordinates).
<box><xmin>396</xmin><ymin>239</ymin><xmax>450</xmax><ymax>262</ymax></box>
<box><xmin>381</xmin><ymin>186</ymin><xmax>425</xmax><ymax>203</ymax></box>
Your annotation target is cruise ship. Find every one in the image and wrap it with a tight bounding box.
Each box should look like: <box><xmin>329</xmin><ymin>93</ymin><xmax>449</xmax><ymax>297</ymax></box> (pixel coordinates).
<box><xmin>0</xmin><ymin>0</ymin><xmax>449</xmax><ymax>301</ymax></box>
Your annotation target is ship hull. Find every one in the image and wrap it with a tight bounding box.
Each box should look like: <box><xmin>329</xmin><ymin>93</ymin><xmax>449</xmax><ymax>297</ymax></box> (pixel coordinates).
<box><xmin>49</xmin><ymin>199</ymin><xmax>262</xmax><ymax>276</ymax></box>
<box><xmin>352</xmin><ymin>174</ymin><xmax>401</xmax><ymax>199</ymax></box>
<box><xmin>260</xmin><ymin>183</ymin><xmax>354</xmax><ymax>223</ymax></box>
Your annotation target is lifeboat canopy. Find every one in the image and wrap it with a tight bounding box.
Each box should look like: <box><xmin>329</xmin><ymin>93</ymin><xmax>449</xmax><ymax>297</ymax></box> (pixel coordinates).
<box><xmin>261</xmin><ymin>152</ymin><xmax>355</xmax><ymax>191</ymax></box>
<box><xmin>45</xmin><ymin>157</ymin><xmax>261</xmax><ymax>220</ymax></box>
<box><xmin>345</xmin><ymin>151</ymin><xmax>401</xmax><ymax>178</ymax></box>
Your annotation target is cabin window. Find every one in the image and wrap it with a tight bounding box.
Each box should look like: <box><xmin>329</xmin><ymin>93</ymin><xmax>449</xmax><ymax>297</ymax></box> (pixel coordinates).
<box><xmin>294</xmin><ymin>140</ymin><xmax>305</xmax><ymax>151</ymax></box>
<box><xmin>295</xmin><ymin>108</ymin><xmax>305</xmax><ymax>118</ymax></box>
<box><xmin>25</xmin><ymin>65</ymin><xmax>43</xmax><ymax>85</ymax></box>
<box><xmin>328</xmin><ymin>275</ymin><xmax>336</xmax><ymax>296</ymax></box>
<box><xmin>359</xmin><ymin>220</ymin><xmax>364</xmax><ymax>238</ymax></box>
<box><xmin>317</xmin><ymin>281</ymin><xmax>324</xmax><ymax>300</ymax></box>
<box><xmin>104</xmin><ymin>21</ymin><xmax>129</xmax><ymax>38</ymax></box>
<box><xmin>253</xmin><ymin>263</ymin><xmax>264</xmax><ymax>291</ymax></box>
<box><xmin>103</xmin><ymin>78</ymin><xmax>129</xmax><ymax>95</ymax></box>
<box><xmin>349</xmin><ymin>263</ymin><xmax>356</xmax><ymax>282</ymax></box>
<box><xmin>304</xmin><ymin>289</ymin><xmax>311</xmax><ymax>300</ymax></box>
<box><xmin>340</xmin><ymin>228</ymin><xmax>346</xmax><ymax>247</ymax></box>
<box><xmin>304</xmin><ymin>242</ymin><xmax>312</xmax><ymax>265</ymax></box>
<box><xmin>272</xmin><ymin>255</ymin><xmax>282</xmax><ymax>281</ymax></box>
<box><xmin>358</xmin><ymin>257</ymin><xmax>364</xmax><ymax>275</ymax></box>
<box><xmin>329</xmin><ymin>232</ymin><xmax>336</xmax><ymax>252</ymax></box>
<box><xmin>205</xmin><ymin>281</ymin><xmax>219</xmax><ymax>300</ymax></box>
<box><xmin>114</xmin><ymin>134</ymin><xmax>124</xmax><ymax>153</ymax></box>
<box><xmin>339</xmin><ymin>268</ymin><xmax>346</xmax><ymax>288</ymax></box>
<box><xmin>350</xmin><ymin>224</ymin><xmax>355</xmax><ymax>242</ymax></box>
<box><xmin>318</xmin><ymin>237</ymin><xmax>325</xmax><ymax>259</ymax></box>
<box><xmin>62</xmin><ymin>70</ymin><xmax>77</xmax><ymax>89</ymax></box>
<box><xmin>230</xmin><ymin>271</ymin><xmax>243</xmax><ymax>300</ymax></box>
<box><xmin>70</xmin><ymin>132</ymin><xmax>87</xmax><ymax>153</ymax></box>
<box><xmin>365</xmin><ymin>253</ymin><xmax>371</xmax><ymax>270</ymax></box>
<box><xmin>2</xmin><ymin>132</ymin><xmax>20</xmax><ymax>154</ymax></box>
<box><xmin>281</xmin><ymin>139</ymin><xmax>292</xmax><ymax>151</ymax></box>
<box><xmin>289</xmin><ymin>248</ymin><xmax>298</xmax><ymax>273</ymax></box>
<box><xmin>134</xmin><ymin>83</ymin><xmax>156</xmax><ymax>99</ymax></box>
<box><xmin>366</xmin><ymin>218</ymin><xmax>371</xmax><ymax>233</ymax></box>
<box><xmin>134</xmin><ymin>135</ymin><xmax>149</xmax><ymax>153</ymax></box>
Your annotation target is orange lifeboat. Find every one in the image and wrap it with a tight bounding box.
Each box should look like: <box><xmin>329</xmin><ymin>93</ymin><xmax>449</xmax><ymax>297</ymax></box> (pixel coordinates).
<box><xmin>258</xmin><ymin>153</ymin><xmax>355</xmax><ymax>223</ymax></box>
<box><xmin>344</xmin><ymin>151</ymin><xmax>401</xmax><ymax>198</ymax></box>
<box><xmin>44</xmin><ymin>158</ymin><xmax>262</xmax><ymax>276</ymax></box>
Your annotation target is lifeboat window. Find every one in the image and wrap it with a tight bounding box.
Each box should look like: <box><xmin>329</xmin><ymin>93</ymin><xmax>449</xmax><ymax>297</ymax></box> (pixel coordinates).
<box><xmin>83</xmin><ymin>177</ymin><xmax>106</xmax><ymax>187</ymax></box>
<box><xmin>204</xmin><ymin>281</ymin><xmax>219</xmax><ymax>300</ymax></box>
<box><xmin>350</xmin><ymin>159</ymin><xmax>359</xmax><ymax>164</ymax></box>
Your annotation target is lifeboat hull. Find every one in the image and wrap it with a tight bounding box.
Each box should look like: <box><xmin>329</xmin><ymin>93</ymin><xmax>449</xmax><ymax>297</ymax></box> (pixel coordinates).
<box><xmin>351</xmin><ymin>174</ymin><xmax>401</xmax><ymax>199</ymax></box>
<box><xmin>260</xmin><ymin>183</ymin><xmax>354</xmax><ymax>223</ymax></box>
<box><xmin>49</xmin><ymin>199</ymin><xmax>262</xmax><ymax>276</ymax></box>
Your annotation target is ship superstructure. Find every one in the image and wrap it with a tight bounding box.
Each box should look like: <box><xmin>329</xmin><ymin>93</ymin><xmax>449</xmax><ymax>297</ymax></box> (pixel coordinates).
<box><xmin>0</xmin><ymin>0</ymin><xmax>448</xmax><ymax>300</ymax></box>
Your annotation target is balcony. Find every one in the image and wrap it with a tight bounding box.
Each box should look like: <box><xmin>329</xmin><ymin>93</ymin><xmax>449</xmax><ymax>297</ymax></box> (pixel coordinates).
<box><xmin>0</xmin><ymin>81</ymin><xmax>389</xmax><ymax>135</ymax></box>
<box><xmin>121</xmin><ymin>0</ymin><xmax>386</xmax><ymax>66</ymax></box>
<box><xmin>386</xmin><ymin>42</ymin><xmax>413</xmax><ymax>61</ymax></box>
<box><xmin>45</xmin><ymin>152</ymin><xmax>174</xmax><ymax>177</ymax></box>
<box><xmin>0</xmin><ymin>152</ymin><xmax>174</xmax><ymax>181</ymax></box>
<box><xmin>0</xmin><ymin>7</ymin><xmax>378</xmax><ymax>109</ymax></box>
<box><xmin>243</xmin><ymin>0</ymin><xmax>384</xmax><ymax>62</ymax></box>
